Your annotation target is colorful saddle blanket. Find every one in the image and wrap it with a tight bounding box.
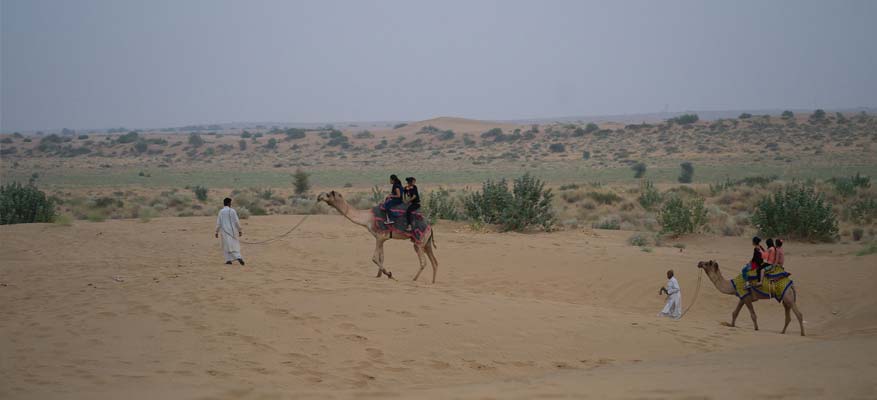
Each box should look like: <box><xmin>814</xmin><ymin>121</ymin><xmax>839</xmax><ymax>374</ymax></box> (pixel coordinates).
<box><xmin>730</xmin><ymin>273</ymin><xmax>793</xmax><ymax>302</ymax></box>
<box><xmin>372</xmin><ymin>201</ymin><xmax>431</xmax><ymax>246</ymax></box>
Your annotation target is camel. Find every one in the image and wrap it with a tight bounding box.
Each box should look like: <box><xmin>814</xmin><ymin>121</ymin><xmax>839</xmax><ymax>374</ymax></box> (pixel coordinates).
<box><xmin>697</xmin><ymin>260</ymin><xmax>804</xmax><ymax>336</ymax></box>
<box><xmin>317</xmin><ymin>191</ymin><xmax>438</xmax><ymax>283</ymax></box>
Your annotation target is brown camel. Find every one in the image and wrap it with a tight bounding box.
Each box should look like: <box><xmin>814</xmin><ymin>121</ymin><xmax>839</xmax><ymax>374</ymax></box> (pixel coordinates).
<box><xmin>317</xmin><ymin>191</ymin><xmax>438</xmax><ymax>283</ymax></box>
<box><xmin>697</xmin><ymin>260</ymin><xmax>804</xmax><ymax>336</ymax></box>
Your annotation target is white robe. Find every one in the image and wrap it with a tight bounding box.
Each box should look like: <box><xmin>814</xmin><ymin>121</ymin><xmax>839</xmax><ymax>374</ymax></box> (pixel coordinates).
<box><xmin>659</xmin><ymin>277</ymin><xmax>682</xmax><ymax>319</ymax></box>
<box><xmin>216</xmin><ymin>206</ymin><xmax>242</xmax><ymax>261</ymax></box>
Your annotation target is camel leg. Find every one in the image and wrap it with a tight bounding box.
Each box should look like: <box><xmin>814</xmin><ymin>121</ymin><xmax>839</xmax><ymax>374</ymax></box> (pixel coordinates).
<box><xmin>782</xmin><ymin>302</ymin><xmax>792</xmax><ymax>334</ymax></box>
<box><xmin>731</xmin><ymin>299</ymin><xmax>745</xmax><ymax>327</ymax></box>
<box><xmin>789</xmin><ymin>288</ymin><xmax>804</xmax><ymax>336</ymax></box>
<box><xmin>412</xmin><ymin>244</ymin><xmax>427</xmax><ymax>281</ymax></box>
<box><xmin>372</xmin><ymin>238</ymin><xmax>390</xmax><ymax>278</ymax></box>
<box><xmin>744</xmin><ymin>300</ymin><xmax>758</xmax><ymax>331</ymax></box>
<box><xmin>425</xmin><ymin>241</ymin><xmax>438</xmax><ymax>284</ymax></box>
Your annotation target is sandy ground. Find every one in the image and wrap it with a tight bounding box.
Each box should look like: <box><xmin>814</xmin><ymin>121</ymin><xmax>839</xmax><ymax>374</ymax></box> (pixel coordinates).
<box><xmin>2</xmin><ymin>215</ymin><xmax>876</xmax><ymax>399</ymax></box>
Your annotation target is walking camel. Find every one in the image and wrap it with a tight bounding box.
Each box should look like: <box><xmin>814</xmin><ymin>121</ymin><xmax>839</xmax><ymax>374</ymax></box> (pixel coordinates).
<box><xmin>697</xmin><ymin>260</ymin><xmax>804</xmax><ymax>336</ymax></box>
<box><xmin>317</xmin><ymin>191</ymin><xmax>439</xmax><ymax>283</ymax></box>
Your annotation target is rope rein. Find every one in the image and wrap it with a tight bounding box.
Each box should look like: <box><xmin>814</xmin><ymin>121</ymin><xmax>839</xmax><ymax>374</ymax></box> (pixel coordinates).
<box><xmin>238</xmin><ymin>215</ymin><xmax>310</xmax><ymax>245</ymax></box>
<box><xmin>679</xmin><ymin>268</ymin><xmax>703</xmax><ymax>319</ymax></box>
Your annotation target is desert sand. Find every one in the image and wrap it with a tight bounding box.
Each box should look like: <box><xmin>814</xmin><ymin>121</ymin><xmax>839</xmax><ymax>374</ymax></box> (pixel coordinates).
<box><xmin>2</xmin><ymin>214</ymin><xmax>877</xmax><ymax>399</ymax></box>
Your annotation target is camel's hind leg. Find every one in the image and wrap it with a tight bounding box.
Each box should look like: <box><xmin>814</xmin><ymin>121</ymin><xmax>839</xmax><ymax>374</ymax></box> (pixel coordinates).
<box><xmin>412</xmin><ymin>244</ymin><xmax>427</xmax><ymax>282</ymax></box>
<box><xmin>788</xmin><ymin>287</ymin><xmax>805</xmax><ymax>336</ymax></box>
<box><xmin>731</xmin><ymin>298</ymin><xmax>745</xmax><ymax>327</ymax></box>
<box><xmin>744</xmin><ymin>300</ymin><xmax>758</xmax><ymax>331</ymax></box>
<box><xmin>425</xmin><ymin>237</ymin><xmax>438</xmax><ymax>283</ymax></box>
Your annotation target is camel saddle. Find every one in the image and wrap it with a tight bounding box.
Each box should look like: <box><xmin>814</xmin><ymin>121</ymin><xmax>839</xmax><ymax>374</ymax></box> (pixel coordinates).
<box><xmin>373</xmin><ymin>201</ymin><xmax>431</xmax><ymax>245</ymax></box>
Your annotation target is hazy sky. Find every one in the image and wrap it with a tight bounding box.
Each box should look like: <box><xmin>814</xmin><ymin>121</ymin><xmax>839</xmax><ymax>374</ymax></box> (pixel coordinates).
<box><xmin>2</xmin><ymin>0</ymin><xmax>876</xmax><ymax>131</ymax></box>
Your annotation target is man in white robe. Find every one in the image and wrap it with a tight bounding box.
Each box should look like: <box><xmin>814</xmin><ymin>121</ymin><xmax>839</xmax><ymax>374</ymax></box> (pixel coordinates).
<box><xmin>215</xmin><ymin>197</ymin><xmax>245</xmax><ymax>265</ymax></box>
<box><xmin>658</xmin><ymin>269</ymin><xmax>681</xmax><ymax>319</ymax></box>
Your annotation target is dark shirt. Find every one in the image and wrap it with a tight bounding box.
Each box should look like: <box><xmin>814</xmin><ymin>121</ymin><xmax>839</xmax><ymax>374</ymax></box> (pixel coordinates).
<box><xmin>391</xmin><ymin>183</ymin><xmax>403</xmax><ymax>198</ymax></box>
<box><xmin>406</xmin><ymin>185</ymin><xmax>420</xmax><ymax>204</ymax></box>
<box><xmin>751</xmin><ymin>247</ymin><xmax>765</xmax><ymax>270</ymax></box>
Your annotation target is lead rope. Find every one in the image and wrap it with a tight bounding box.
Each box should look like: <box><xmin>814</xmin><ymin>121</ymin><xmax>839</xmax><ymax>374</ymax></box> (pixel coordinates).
<box><xmin>239</xmin><ymin>215</ymin><xmax>310</xmax><ymax>245</ymax></box>
<box><xmin>679</xmin><ymin>268</ymin><xmax>703</xmax><ymax>319</ymax></box>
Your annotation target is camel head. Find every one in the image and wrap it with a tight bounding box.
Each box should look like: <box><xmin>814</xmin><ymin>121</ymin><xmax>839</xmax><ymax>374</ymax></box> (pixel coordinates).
<box><xmin>697</xmin><ymin>260</ymin><xmax>719</xmax><ymax>272</ymax></box>
<box><xmin>317</xmin><ymin>190</ymin><xmax>345</xmax><ymax>208</ymax></box>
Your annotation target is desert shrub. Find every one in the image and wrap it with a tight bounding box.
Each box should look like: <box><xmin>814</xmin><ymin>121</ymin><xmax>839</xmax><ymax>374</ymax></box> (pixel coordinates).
<box><xmin>264</xmin><ymin>138</ymin><xmax>277</xmax><ymax>149</ymax></box>
<box><xmin>638</xmin><ymin>180</ymin><xmax>662</xmax><ymax>210</ymax></box>
<box><xmin>678</xmin><ymin>162</ymin><xmax>694</xmax><ymax>183</ymax></box>
<box><xmin>237</xmin><ymin>206</ymin><xmax>251</xmax><ymax>219</ymax></box>
<box><xmin>628</xmin><ymin>233</ymin><xmax>649</xmax><ymax>246</ymax></box>
<box><xmin>134</xmin><ymin>140</ymin><xmax>148</xmax><ymax>154</ymax></box>
<box><xmin>0</xmin><ymin>182</ymin><xmax>56</xmax><ymax>224</ymax></box>
<box><xmin>549</xmin><ymin>143</ymin><xmax>566</xmax><ymax>153</ymax></box>
<box><xmin>830</xmin><ymin>173</ymin><xmax>870</xmax><ymax>197</ymax></box>
<box><xmin>810</xmin><ymin>109</ymin><xmax>826</xmax><ymax>122</ymax></box>
<box><xmin>592</xmin><ymin>216</ymin><xmax>620</xmax><ymax>230</ymax></box>
<box><xmin>53</xmin><ymin>214</ymin><xmax>73</xmax><ymax>226</ymax></box>
<box><xmin>117</xmin><ymin>131</ymin><xmax>139</xmax><ymax>143</ymax></box>
<box><xmin>93</xmin><ymin>196</ymin><xmax>123</xmax><ymax>208</ymax></box>
<box><xmin>658</xmin><ymin>195</ymin><xmax>707</xmax><ymax>236</ymax></box>
<box><xmin>464</xmin><ymin>174</ymin><xmax>554</xmax><ymax>231</ymax></box>
<box><xmin>846</xmin><ymin>198</ymin><xmax>877</xmax><ymax>224</ymax></box>
<box><xmin>258</xmin><ymin>188</ymin><xmax>275</xmax><ymax>200</ymax></box>
<box><xmin>584</xmin><ymin>122</ymin><xmax>599</xmax><ymax>133</ymax></box>
<box><xmin>781</xmin><ymin>110</ymin><xmax>794</xmax><ymax>119</ymax></box>
<box><xmin>1</xmin><ymin>137</ymin><xmax>13</xmax><ymax>144</ymax></box>
<box><xmin>751</xmin><ymin>185</ymin><xmax>838</xmax><ymax>242</ymax></box>
<box><xmin>668</xmin><ymin>114</ymin><xmax>699</xmax><ymax>125</ymax></box>
<box><xmin>423</xmin><ymin>187</ymin><xmax>461</xmax><ymax>223</ymax></box>
<box><xmin>138</xmin><ymin>206</ymin><xmax>158</xmax><ymax>222</ymax></box>
<box><xmin>354</xmin><ymin>130</ymin><xmax>374</xmax><ymax>139</ymax></box>
<box><xmin>481</xmin><ymin>128</ymin><xmax>503</xmax><ymax>139</ymax></box>
<box><xmin>561</xmin><ymin>190</ymin><xmax>585</xmax><ymax>203</ymax></box>
<box><xmin>285</xmin><ymin>128</ymin><xmax>307</xmax><ymax>140</ymax></box>
<box><xmin>293</xmin><ymin>169</ymin><xmax>310</xmax><ymax>195</ymax></box>
<box><xmin>739</xmin><ymin>113</ymin><xmax>752</xmax><ymax>119</ymax></box>
<box><xmin>559</xmin><ymin>183</ymin><xmax>580</xmax><ymax>191</ymax></box>
<box><xmin>193</xmin><ymin>186</ymin><xmax>209</xmax><ymax>202</ymax></box>
<box><xmin>393</xmin><ymin>123</ymin><xmax>408</xmax><ymax>129</ymax></box>
<box><xmin>582</xmin><ymin>151</ymin><xmax>590</xmax><ymax>160</ymax></box>
<box><xmin>86</xmin><ymin>210</ymin><xmax>106</xmax><ymax>222</ymax></box>
<box><xmin>370</xmin><ymin>185</ymin><xmax>385</xmax><ymax>204</ymax></box>
<box><xmin>631</xmin><ymin>162</ymin><xmax>647</xmax><ymax>178</ymax></box>
<box><xmin>238</xmin><ymin>139</ymin><xmax>247</xmax><ymax>151</ymax></box>
<box><xmin>241</xmin><ymin>131</ymin><xmax>252</xmax><ymax>138</ymax></box>
<box><xmin>587</xmin><ymin>191</ymin><xmax>622</xmax><ymax>205</ymax></box>
<box><xmin>188</xmin><ymin>133</ymin><xmax>205</xmax><ymax>147</ymax></box>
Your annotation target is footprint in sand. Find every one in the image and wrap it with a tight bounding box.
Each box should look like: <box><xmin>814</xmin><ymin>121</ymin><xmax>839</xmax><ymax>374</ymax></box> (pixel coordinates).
<box><xmin>336</xmin><ymin>334</ymin><xmax>368</xmax><ymax>342</ymax></box>
<box><xmin>365</xmin><ymin>348</ymin><xmax>383</xmax><ymax>359</ymax></box>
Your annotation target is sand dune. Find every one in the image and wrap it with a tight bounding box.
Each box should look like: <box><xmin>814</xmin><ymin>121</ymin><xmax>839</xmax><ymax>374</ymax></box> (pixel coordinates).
<box><xmin>2</xmin><ymin>215</ymin><xmax>876</xmax><ymax>399</ymax></box>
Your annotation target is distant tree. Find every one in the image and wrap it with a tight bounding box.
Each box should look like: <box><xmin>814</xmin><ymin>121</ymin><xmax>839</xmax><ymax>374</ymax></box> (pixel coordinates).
<box><xmin>678</xmin><ymin>162</ymin><xmax>694</xmax><ymax>183</ymax></box>
<box><xmin>285</xmin><ymin>128</ymin><xmax>306</xmax><ymax>140</ymax></box>
<box><xmin>810</xmin><ymin>109</ymin><xmax>826</xmax><ymax>121</ymax></box>
<box><xmin>241</xmin><ymin>131</ymin><xmax>252</xmax><ymax>138</ymax></box>
<box><xmin>584</xmin><ymin>122</ymin><xmax>599</xmax><ymax>133</ymax></box>
<box><xmin>264</xmin><ymin>138</ymin><xmax>277</xmax><ymax>149</ymax></box>
<box><xmin>548</xmin><ymin>143</ymin><xmax>565</xmax><ymax>153</ymax></box>
<box><xmin>835</xmin><ymin>112</ymin><xmax>847</xmax><ymax>123</ymax></box>
<box><xmin>738</xmin><ymin>113</ymin><xmax>752</xmax><ymax>119</ymax></box>
<box><xmin>669</xmin><ymin>114</ymin><xmax>699</xmax><ymax>125</ymax></box>
<box><xmin>188</xmin><ymin>132</ymin><xmax>205</xmax><ymax>147</ymax></box>
<box><xmin>582</xmin><ymin>150</ymin><xmax>591</xmax><ymax>160</ymax></box>
<box><xmin>117</xmin><ymin>131</ymin><xmax>140</xmax><ymax>144</ymax></box>
<box><xmin>192</xmin><ymin>186</ymin><xmax>208</xmax><ymax>202</ymax></box>
<box><xmin>61</xmin><ymin>128</ymin><xmax>76</xmax><ymax>136</ymax></box>
<box><xmin>133</xmin><ymin>140</ymin><xmax>148</xmax><ymax>154</ymax></box>
<box><xmin>393</xmin><ymin>123</ymin><xmax>408</xmax><ymax>129</ymax></box>
<box><xmin>632</xmin><ymin>162</ymin><xmax>647</xmax><ymax>179</ymax></box>
<box><xmin>781</xmin><ymin>110</ymin><xmax>794</xmax><ymax>119</ymax></box>
<box><xmin>238</xmin><ymin>139</ymin><xmax>247</xmax><ymax>151</ymax></box>
<box><xmin>293</xmin><ymin>169</ymin><xmax>310</xmax><ymax>196</ymax></box>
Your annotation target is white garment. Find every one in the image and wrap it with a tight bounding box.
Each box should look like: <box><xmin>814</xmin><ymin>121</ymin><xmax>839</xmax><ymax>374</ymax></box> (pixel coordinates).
<box><xmin>659</xmin><ymin>277</ymin><xmax>682</xmax><ymax>319</ymax></box>
<box><xmin>216</xmin><ymin>206</ymin><xmax>242</xmax><ymax>261</ymax></box>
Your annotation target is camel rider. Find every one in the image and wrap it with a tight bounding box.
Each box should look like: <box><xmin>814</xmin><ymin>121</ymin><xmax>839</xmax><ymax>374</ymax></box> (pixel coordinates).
<box><xmin>744</xmin><ymin>236</ymin><xmax>766</xmax><ymax>289</ymax></box>
<box><xmin>765</xmin><ymin>238</ymin><xmax>790</xmax><ymax>281</ymax></box>
<box><xmin>383</xmin><ymin>174</ymin><xmax>404</xmax><ymax>224</ymax></box>
<box><xmin>403</xmin><ymin>177</ymin><xmax>420</xmax><ymax>231</ymax></box>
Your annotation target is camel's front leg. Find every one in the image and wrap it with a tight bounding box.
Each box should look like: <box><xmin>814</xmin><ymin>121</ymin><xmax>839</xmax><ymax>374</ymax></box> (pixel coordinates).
<box><xmin>731</xmin><ymin>299</ymin><xmax>745</xmax><ymax>327</ymax></box>
<box><xmin>372</xmin><ymin>238</ymin><xmax>392</xmax><ymax>279</ymax></box>
<box><xmin>412</xmin><ymin>244</ymin><xmax>427</xmax><ymax>281</ymax></box>
<box><xmin>744</xmin><ymin>300</ymin><xmax>758</xmax><ymax>331</ymax></box>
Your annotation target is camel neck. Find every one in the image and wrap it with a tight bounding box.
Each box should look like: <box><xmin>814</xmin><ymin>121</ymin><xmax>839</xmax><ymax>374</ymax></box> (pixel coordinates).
<box><xmin>334</xmin><ymin>199</ymin><xmax>370</xmax><ymax>228</ymax></box>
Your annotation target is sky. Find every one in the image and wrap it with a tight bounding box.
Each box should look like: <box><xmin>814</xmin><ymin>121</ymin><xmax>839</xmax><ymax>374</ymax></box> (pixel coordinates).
<box><xmin>2</xmin><ymin>0</ymin><xmax>876</xmax><ymax>131</ymax></box>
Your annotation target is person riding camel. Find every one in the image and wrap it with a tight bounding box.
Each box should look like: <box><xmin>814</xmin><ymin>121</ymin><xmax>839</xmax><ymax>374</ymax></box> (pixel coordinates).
<box><xmin>403</xmin><ymin>177</ymin><xmax>420</xmax><ymax>232</ymax></box>
<box><xmin>744</xmin><ymin>236</ymin><xmax>767</xmax><ymax>289</ymax></box>
<box><xmin>382</xmin><ymin>174</ymin><xmax>404</xmax><ymax>224</ymax></box>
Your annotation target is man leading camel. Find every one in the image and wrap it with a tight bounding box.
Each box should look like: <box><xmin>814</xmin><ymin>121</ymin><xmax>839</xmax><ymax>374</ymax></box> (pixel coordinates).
<box><xmin>658</xmin><ymin>269</ymin><xmax>682</xmax><ymax>319</ymax></box>
<box><xmin>215</xmin><ymin>197</ymin><xmax>245</xmax><ymax>265</ymax></box>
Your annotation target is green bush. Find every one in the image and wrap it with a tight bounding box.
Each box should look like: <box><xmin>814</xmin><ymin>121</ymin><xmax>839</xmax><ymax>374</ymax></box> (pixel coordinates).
<box><xmin>658</xmin><ymin>195</ymin><xmax>707</xmax><ymax>236</ymax></box>
<box><xmin>464</xmin><ymin>174</ymin><xmax>555</xmax><ymax>231</ymax></box>
<box><xmin>830</xmin><ymin>173</ymin><xmax>870</xmax><ymax>197</ymax></box>
<box><xmin>638</xmin><ymin>180</ymin><xmax>662</xmax><ymax>210</ymax></box>
<box><xmin>631</xmin><ymin>162</ymin><xmax>647</xmax><ymax>178</ymax></box>
<box><xmin>423</xmin><ymin>187</ymin><xmax>461</xmax><ymax>223</ymax></box>
<box><xmin>134</xmin><ymin>140</ymin><xmax>148</xmax><ymax>154</ymax></box>
<box><xmin>668</xmin><ymin>114</ymin><xmax>699</xmax><ymax>125</ymax></box>
<box><xmin>739</xmin><ymin>113</ymin><xmax>752</xmax><ymax>119</ymax></box>
<box><xmin>264</xmin><ymin>138</ymin><xmax>277</xmax><ymax>149</ymax></box>
<box><xmin>587</xmin><ymin>191</ymin><xmax>622</xmax><ymax>205</ymax></box>
<box><xmin>846</xmin><ymin>198</ymin><xmax>877</xmax><ymax>224</ymax></box>
<box><xmin>188</xmin><ymin>132</ymin><xmax>205</xmax><ymax>147</ymax></box>
<box><xmin>0</xmin><ymin>182</ymin><xmax>56</xmax><ymax>224</ymax></box>
<box><xmin>548</xmin><ymin>143</ymin><xmax>565</xmax><ymax>153</ymax></box>
<box><xmin>628</xmin><ymin>233</ymin><xmax>649</xmax><ymax>246</ymax></box>
<box><xmin>751</xmin><ymin>185</ymin><xmax>838</xmax><ymax>242</ymax></box>
<box><xmin>293</xmin><ymin>169</ymin><xmax>310</xmax><ymax>195</ymax></box>
<box><xmin>678</xmin><ymin>162</ymin><xmax>694</xmax><ymax>183</ymax></box>
<box><xmin>285</xmin><ymin>128</ymin><xmax>307</xmax><ymax>140</ymax></box>
<box><xmin>117</xmin><ymin>131</ymin><xmax>139</xmax><ymax>144</ymax></box>
<box><xmin>781</xmin><ymin>110</ymin><xmax>794</xmax><ymax>119</ymax></box>
<box><xmin>193</xmin><ymin>186</ymin><xmax>209</xmax><ymax>202</ymax></box>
